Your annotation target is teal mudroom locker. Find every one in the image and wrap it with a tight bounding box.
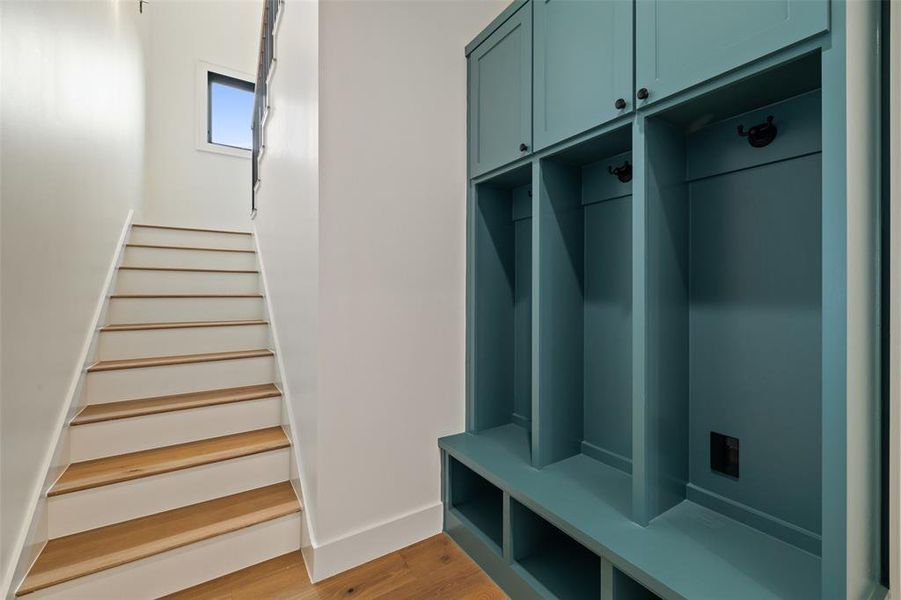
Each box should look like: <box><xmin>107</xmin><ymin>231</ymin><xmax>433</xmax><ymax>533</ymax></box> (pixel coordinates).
<box><xmin>440</xmin><ymin>0</ymin><xmax>884</xmax><ymax>598</ymax></box>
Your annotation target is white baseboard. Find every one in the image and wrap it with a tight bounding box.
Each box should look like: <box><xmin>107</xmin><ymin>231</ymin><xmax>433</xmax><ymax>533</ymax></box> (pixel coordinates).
<box><xmin>305</xmin><ymin>502</ymin><xmax>443</xmax><ymax>583</ymax></box>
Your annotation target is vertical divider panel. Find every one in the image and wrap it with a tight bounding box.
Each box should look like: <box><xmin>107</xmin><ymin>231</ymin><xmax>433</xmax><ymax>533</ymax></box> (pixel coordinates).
<box><xmin>631</xmin><ymin>116</ymin><xmax>649</xmax><ymax>524</ymax></box>
<box><xmin>635</xmin><ymin>116</ymin><xmax>690</xmax><ymax>524</ymax></box>
<box><xmin>534</xmin><ymin>158</ymin><xmax>585</xmax><ymax>468</ymax></box>
<box><xmin>600</xmin><ymin>557</ymin><xmax>615</xmax><ymax>600</ymax></box>
<box><xmin>531</xmin><ymin>159</ymin><xmax>542</xmax><ymax>466</ymax></box>
<box><xmin>466</xmin><ymin>181</ymin><xmax>477</xmax><ymax>432</ymax></box>
<box><xmin>503</xmin><ymin>491</ymin><xmax>513</xmax><ymax>563</ymax></box>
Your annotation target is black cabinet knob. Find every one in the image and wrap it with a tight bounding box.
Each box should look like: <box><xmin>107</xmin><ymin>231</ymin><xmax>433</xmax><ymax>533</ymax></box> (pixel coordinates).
<box><xmin>519</xmin><ymin>143</ymin><xmax>528</xmax><ymax>152</ymax></box>
<box><xmin>636</xmin><ymin>88</ymin><xmax>649</xmax><ymax>100</ymax></box>
<box><xmin>614</xmin><ymin>98</ymin><xmax>626</xmax><ymax>110</ymax></box>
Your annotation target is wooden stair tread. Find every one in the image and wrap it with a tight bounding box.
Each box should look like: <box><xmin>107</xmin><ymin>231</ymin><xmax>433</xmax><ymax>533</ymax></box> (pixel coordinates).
<box><xmin>71</xmin><ymin>384</ymin><xmax>282</xmax><ymax>425</ymax></box>
<box><xmin>17</xmin><ymin>483</ymin><xmax>298</xmax><ymax>596</ymax></box>
<box><xmin>109</xmin><ymin>293</ymin><xmax>263</xmax><ymax>299</ymax></box>
<box><xmin>49</xmin><ymin>427</ymin><xmax>289</xmax><ymax>496</ymax></box>
<box><xmin>87</xmin><ymin>349</ymin><xmax>273</xmax><ymax>372</ymax></box>
<box><xmin>101</xmin><ymin>319</ymin><xmax>267</xmax><ymax>332</ymax></box>
<box><xmin>118</xmin><ymin>266</ymin><xmax>258</xmax><ymax>273</ymax></box>
<box><xmin>132</xmin><ymin>224</ymin><xmax>252</xmax><ymax>236</ymax></box>
<box><xmin>126</xmin><ymin>243</ymin><xmax>255</xmax><ymax>254</ymax></box>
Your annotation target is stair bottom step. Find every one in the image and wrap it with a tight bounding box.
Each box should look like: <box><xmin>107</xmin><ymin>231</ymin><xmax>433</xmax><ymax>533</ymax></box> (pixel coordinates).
<box><xmin>161</xmin><ymin>551</ymin><xmax>307</xmax><ymax>600</ymax></box>
<box><xmin>24</xmin><ymin>515</ymin><xmax>301</xmax><ymax>599</ymax></box>
<box><xmin>19</xmin><ymin>483</ymin><xmax>300</xmax><ymax>597</ymax></box>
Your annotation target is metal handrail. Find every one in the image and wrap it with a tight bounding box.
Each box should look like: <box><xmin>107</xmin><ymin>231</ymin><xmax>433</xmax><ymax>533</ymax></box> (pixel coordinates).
<box><xmin>251</xmin><ymin>0</ymin><xmax>281</xmax><ymax>215</ymax></box>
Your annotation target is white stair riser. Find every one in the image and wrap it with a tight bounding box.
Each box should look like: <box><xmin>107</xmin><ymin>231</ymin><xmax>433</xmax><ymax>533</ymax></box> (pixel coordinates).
<box><xmin>98</xmin><ymin>325</ymin><xmax>269</xmax><ymax>360</ymax></box>
<box><xmin>115</xmin><ymin>270</ymin><xmax>260</xmax><ymax>294</ymax></box>
<box><xmin>30</xmin><ymin>513</ymin><xmax>301</xmax><ymax>599</ymax></box>
<box><xmin>86</xmin><ymin>356</ymin><xmax>274</xmax><ymax>404</ymax></box>
<box><xmin>47</xmin><ymin>450</ymin><xmax>290</xmax><ymax>538</ymax></box>
<box><xmin>69</xmin><ymin>397</ymin><xmax>282</xmax><ymax>461</ymax></box>
<box><xmin>122</xmin><ymin>246</ymin><xmax>257</xmax><ymax>270</ymax></box>
<box><xmin>107</xmin><ymin>297</ymin><xmax>264</xmax><ymax>323</ymax></box>
<box><xmin>130</xmin><ymin>228</ymin><xmax>254</xmax><ymax>251</ymax></box>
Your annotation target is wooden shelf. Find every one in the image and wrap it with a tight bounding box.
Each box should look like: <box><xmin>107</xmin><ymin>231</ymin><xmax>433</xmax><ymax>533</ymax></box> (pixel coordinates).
<box><xmin>50</xmin><ymin>427</ymin><xmax>289</xmax><ymax>496</ymax></box>
<box><xmin>18</xmin><ymin>483</ymin><xmax>298</xmax><ymax>596</ymax></box>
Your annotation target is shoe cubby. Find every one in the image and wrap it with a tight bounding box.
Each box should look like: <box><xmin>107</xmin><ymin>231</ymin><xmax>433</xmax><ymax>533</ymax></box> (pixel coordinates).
<box><xmin>639</xmin><ymin>53</ymin><xmax>823</xmax><ymax>554</ymax></box>
<box><xmin>610</xmin><ymin>567</ymin><xmax>661</xmax><ymax>600</ymax></box>
<box><xmin>469</xmin><ymin>163</ymin><xmax>533</xmax><ymax>443</ymax></box>
<box><xmin>511</xmin><ymin>499</ymin><xmax>601</xmax><ymax>600</ymax></box>
<box><xmin>448</xmin><ymin>457</ymin><xmax>504</xmax><ymax>552</ymax></box>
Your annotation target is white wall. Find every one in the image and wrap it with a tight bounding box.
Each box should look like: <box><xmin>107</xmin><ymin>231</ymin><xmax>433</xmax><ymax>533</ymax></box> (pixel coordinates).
<box><xmin>142</xmin><ymin>0</ymin><xmax>260</xmax><ymax>231</ymax></box>
<box><xmin>255</xmin><ymin>0</ymin><xmax>504</xmax><ymax>579</ymax></box>
<box><xmin>0</xmin><ymin>0</ymin><xmax>147</xmax><ymax>590</ymax></box>
<box><xmin>316</xmin><ymin>0</ymin><xmax>505</xmax><ymax>551</ymax></box>
<box><xmin>251</xmin><ymin>0</ymin><xmax>321</xmax><ymax>566</ymax></box>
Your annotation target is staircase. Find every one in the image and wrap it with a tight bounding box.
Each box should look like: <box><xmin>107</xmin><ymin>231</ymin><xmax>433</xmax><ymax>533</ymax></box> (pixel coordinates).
<box><xmin>16</xmin><ymin>224</ymin><xmax>302</xmax><ymax>598</ymax></box>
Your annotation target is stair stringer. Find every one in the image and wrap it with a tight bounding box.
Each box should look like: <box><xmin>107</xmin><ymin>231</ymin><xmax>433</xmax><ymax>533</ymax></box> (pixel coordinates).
<box><xmin>250</xmin><ymin>228</ymin><xmax>317</xmax><ymax>579</ymax></box>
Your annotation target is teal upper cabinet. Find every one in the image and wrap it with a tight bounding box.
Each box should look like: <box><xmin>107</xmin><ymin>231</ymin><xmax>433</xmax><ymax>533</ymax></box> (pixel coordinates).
<box><xmin>533</xmin><ymin>0</ymin><xmax>633</xmax><ymax>151</ymax></box>
<box><xmin>469</xmin><ymin>3</ymin><xmax>532</xmax><ymax>177</ymax></box>
<box><xmin>635</xmin><ymin>0</ymin><xmax>828</xmax><ymax>106</ymax></box>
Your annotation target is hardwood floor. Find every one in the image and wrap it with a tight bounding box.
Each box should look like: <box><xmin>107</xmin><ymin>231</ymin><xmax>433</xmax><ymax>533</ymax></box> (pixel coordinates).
<box><xmin>162</xmin><ymin>534</ymin><xmax>505</xmax><ymax>600</ymax></box>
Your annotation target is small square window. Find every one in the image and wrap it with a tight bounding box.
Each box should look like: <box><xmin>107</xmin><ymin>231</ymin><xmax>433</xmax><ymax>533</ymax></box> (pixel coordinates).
<box><xmin>207</xmin><ymin>72</ymin><xmax>254</xmax><ymax>151</ymax></box>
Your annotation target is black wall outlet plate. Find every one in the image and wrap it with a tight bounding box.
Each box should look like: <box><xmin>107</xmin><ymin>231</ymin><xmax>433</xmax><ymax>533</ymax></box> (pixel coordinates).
<box><xmin>710</xmin><ymin>432</ymin><xmax>740</xmax><ymax>478</ymax></box>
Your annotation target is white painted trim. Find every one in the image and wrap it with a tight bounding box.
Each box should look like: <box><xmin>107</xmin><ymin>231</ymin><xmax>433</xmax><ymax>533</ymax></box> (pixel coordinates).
<box><xmin>305</xmin><ymin>502</ymin><xmax>443</xmax><ymax>583</ymax></box>
<box><xmin>1</xmin><ymin>210</ymin><xmax>134</xmax><ymax>599</ymax></box>
<box><xmin>890</xmin><ymin>2</ymin><xmax>901</xmax><ymax>593</ymax></box>
<box><xmin>194</xmin><ymin>61</ymin><xmax>253</xmax><ymax>159</ymax></box>
<box><xmin>250</xmin><ymin>227</ymin><xmax>318</xmax><ymax>579</ymax></box>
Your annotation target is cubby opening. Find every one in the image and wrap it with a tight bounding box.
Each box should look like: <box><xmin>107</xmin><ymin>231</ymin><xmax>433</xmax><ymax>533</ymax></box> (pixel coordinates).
<box><xmin>511</xmin><ymin>499</ymin><xmax>601</xmax><ymax>599</ymax></box>
<box><xmin>449</xmin><ymin>458</ymin><xmax>504</xmax><ymax>551</ymax></box>
<box><xmin>643</xmin><ymin>52</ymin><xmax>822</xmax><ymax>554</ymax></box>
<box><xmin>471</xmin><ymin>164</ymin><xmax>533</xmax><ymax>445</ymax></box>
<box><xmin>611</xmin><ymin>568</ymin><xmax>661</xmax><ymax>600</ymax></box>
<box><xmin>533</xmin><ymin>126</ymin><xmax>633</xmax><ymax>495</ymax></box>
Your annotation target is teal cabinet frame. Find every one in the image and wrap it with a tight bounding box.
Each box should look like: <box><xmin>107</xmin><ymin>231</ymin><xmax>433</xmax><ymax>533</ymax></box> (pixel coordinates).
<box><xmin>533</xmin><ymin>0</ymin><xmax>633</xmax><ymax>151</ymax></box>
<box><xmin>635</xmin><ymin>0</ymin><xmax>829</xmax><ymax>106</ymax></box>
<box><xmin>468</xmin><ymin>2</ymin><xmax>533</xmax><ymax>177</ymax></box>
<box><xmin>454</xmin><ymin>1</ymin><xmax>885</xmax><ymax>599</ymax></box>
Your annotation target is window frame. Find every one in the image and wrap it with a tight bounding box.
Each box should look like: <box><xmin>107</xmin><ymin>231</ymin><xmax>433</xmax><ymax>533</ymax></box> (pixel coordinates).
<box><xmin>194</xmin><ymin>61</ymin><xmax>255</xmax><ymax>159</ymax></box>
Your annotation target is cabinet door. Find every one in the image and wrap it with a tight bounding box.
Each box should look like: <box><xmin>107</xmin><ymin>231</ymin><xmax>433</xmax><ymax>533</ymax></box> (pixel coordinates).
<box><xmin>533</xmin><ymin>0</ymin><xmax>632</xmax><ymax>151</ymax></box>
<box><xmin>469</xmin><ymin>4</ymin><xmax>532</xmax><ymax>177</ymax></box>
<box><xmin>636</xmin><ymin>0</ymin><xmax>828</xmax><ymax>106</ymax></box>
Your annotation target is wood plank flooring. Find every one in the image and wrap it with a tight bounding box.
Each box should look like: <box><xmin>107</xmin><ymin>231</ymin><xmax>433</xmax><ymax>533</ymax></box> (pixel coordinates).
<box><xmin>162</xmin><ymin>533</ymin><xmax>505</xmax><ymax>600</ymax></box>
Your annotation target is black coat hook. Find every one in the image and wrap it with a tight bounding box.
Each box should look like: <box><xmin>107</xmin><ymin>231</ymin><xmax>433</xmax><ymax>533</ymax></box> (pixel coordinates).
<box><xmin>608</xmin><ymin>160</ymin><xmax>632</xmax><ymax>183</ymax></box>
<box><xmin>737</xmin><ymin>115</ymin><xmax>777</xmax><ymax>148</ymax></box>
